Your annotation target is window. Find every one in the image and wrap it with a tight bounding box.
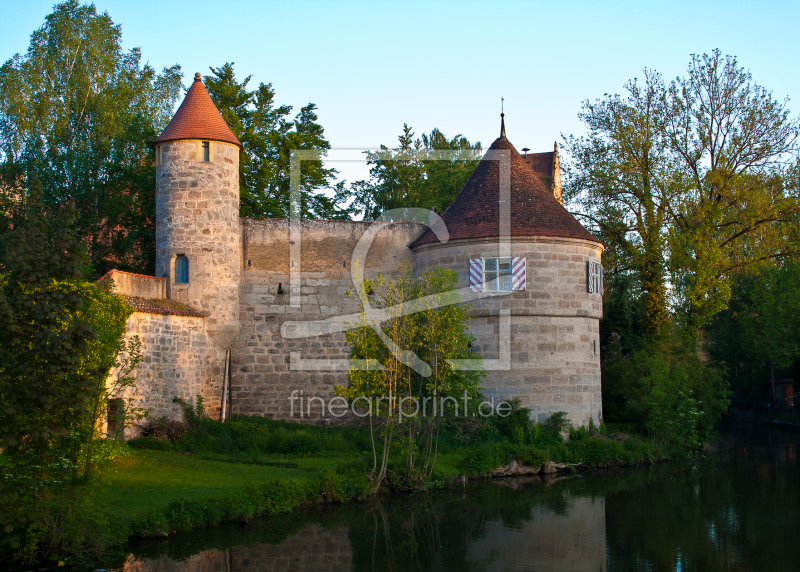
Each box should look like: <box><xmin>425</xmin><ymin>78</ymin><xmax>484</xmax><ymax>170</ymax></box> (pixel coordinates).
<box><xmin>588</xmin><ymin>261</ymin><xmax>603</xmax><ymax>295</ymax></box>
<box><xmin>155</xmin><ymin>145</ymin><xmax>162</xmax><ymax>166</ymax></box>
<box><xmin>484</xmin><ymin>257</ymin><xmax>512</xmax><ymax>291</ymax></box>
<box><xmin>175</xmin><ymin>255</ymin><xmax>189</xmax><ymax>284</ymax></box>
<box><xmin>202</xmin><ymin>141</ymin><xmax>210</xmax><ymax>162</ymax></box>
<box><xmin>469</xmin><ymin>258</ymin><xmax>526</xmax><ymax>292</ymax></box>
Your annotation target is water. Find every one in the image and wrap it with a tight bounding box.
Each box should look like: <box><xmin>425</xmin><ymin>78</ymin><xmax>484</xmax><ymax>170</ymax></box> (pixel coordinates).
<box><xmin>117</xmin><ymin>419</ymin><xmax>799</xmax><ymax>571</ymax></box>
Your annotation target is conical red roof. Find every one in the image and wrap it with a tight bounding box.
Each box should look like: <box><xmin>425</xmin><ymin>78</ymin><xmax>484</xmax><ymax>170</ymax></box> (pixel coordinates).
<box><xmin>153</xmin><ymin>73</ymin><xmax>242</xmax><ymax>149</ymax></box>
<box><xmin>411</xmin><ymin>136</ymin><xmax>599</xmax><ymax>247</ymax></box>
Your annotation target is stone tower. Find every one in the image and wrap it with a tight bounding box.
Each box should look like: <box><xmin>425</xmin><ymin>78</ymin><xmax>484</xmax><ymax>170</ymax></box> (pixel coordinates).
<box><xmin>411</xmin><ymin>117</ymin><xmax>604</xmax><ymax>426</ymax></box>
<box><xmin>152</xmin><ymin>73</ymin><xmax>242</xmax><ymax>346</ymax></box>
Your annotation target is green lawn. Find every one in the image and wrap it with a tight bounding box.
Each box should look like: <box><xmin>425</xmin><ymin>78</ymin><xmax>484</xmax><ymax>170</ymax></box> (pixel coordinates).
<box><xmin>93</xmin><ymin>449</ymin><xmax>469</xmax><ymax>525</ymax></box>
<box><xmin>93</xmin><ymin>451</ymin><xmax>349</xmax><ymax>521</ymax></box>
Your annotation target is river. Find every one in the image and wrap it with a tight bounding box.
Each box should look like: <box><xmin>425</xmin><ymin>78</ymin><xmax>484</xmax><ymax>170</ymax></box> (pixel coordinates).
<box><xmin>117</xmin><ymin>418</ymin><xmax>798</xmax><ymax>571</ymax></box>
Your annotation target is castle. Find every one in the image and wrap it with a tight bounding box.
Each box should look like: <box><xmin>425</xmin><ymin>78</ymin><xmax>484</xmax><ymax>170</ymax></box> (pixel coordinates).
<box><xmin>107</xmin><ymin>73</ymin><xmax>604</xmax><ymax>433</ymax></box>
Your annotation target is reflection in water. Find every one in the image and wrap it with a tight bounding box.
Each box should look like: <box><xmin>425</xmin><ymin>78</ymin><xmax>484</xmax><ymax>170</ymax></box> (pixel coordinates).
<box><xmin>119</xmin><ymin>419</ymin><xmax>799</xmax><ymax>572</ymax></box>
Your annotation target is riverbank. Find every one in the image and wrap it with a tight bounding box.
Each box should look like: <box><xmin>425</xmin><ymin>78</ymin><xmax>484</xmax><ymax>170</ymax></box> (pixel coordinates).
<box><xmin>91</xmin><ymin>418</ymin><xmax>661</xmax><ymax>545</ymax></box>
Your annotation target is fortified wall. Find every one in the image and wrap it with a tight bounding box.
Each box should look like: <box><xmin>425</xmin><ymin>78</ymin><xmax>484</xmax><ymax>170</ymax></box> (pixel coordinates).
<box><xmin>232</xmin><ymin>218</ymin><xmax>424</xmax><ymax>419</ymax></box>
<box><xmin>105</xmin><ymin>74</ymin><xmax>605</xmax><ymax>434</ymax></box>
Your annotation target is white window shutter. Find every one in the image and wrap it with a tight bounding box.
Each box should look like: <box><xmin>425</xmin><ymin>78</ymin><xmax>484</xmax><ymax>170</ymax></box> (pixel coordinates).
<box><xmin>587</xmin><ymin>261</ymin><xmax>594</xmax><ymax>293</ymax></box>
<box><xmin>511</xmin><ymin>257</ymin><xmax>526</xmax><ymax>291</ymax></box>
<box><xmin>469</xmin><ymin>259</ymin><xmax>483</xmax><ymax>292</ymax></box>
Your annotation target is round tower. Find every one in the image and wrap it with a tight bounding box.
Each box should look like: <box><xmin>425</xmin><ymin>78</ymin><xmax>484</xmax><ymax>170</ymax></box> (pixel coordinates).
<box><xmin>153</xmin><ymin>73</ymin><xmax>242</xmax><ymax>342</ymax></box>
<box><xmin>411</xmin><ymin>117</ymin><xmax>604</xmax><ymax>427</ymax></box>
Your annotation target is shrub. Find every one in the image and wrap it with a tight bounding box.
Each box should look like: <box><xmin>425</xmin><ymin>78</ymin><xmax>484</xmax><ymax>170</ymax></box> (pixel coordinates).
<box><xmin>128</xmin><ymin>436</ymin><xmax>172</xmax><ymax>451</ymax></box>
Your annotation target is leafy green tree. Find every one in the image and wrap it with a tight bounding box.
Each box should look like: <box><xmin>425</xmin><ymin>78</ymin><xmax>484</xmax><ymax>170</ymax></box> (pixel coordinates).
<box><xmin>0</xmin><ymin>0</ymin><xmax>182</xmax><ymax>275</ymax></box>
<box><xmin>0</xmin><ymin>171</ymin><xmax>142</xmax><ymax>562</ymax></box>
<box><xmin>564</xmin><ymin>70</ymin><xmax>673</xmax><ymax>335</ymax></box>
<box><xmin>346</xmin><ymin>124</ymin><xmax>482</xmax><ymax>220</ymax></box>
<box><xmin>0</xmin><ymin>171</ymin><xmax>94</xmax><ymax>453</ymax></box>
<box><xmin>336</xmin><ymin>265</ymin><xmax>483</xmax><ymax>492</ymax></box>
<box><xmin>565</xmin><ymin>50</ymin><xmax>800</xmax><ymax>334</ymax></box>
<box><xmin>707</xmin><ymin>260</ymin><xmax>800</xmax><ymax>404</ymax></box>
<box><xmin>204</xmin><ymin>63</ymin><xmax>346</xmax><ymax>219</ymax></box>
<box><xmin>602</xmin><ymin>331</ymin><xmax>727</xmax><ymax>439</ymax></box>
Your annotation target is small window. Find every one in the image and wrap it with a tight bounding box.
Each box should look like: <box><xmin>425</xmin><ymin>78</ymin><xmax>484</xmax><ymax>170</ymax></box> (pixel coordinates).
<box><xmin>175</xmin><ymin>255</ymin><xmax>189</xmax><ymax>284</ymax></box>
<box><xmin>483</xmin><ymin>257</ymin><xmax>512</xmax><ymax>292</ymax></box>
<box><xmin>588</xmin><ymin>261</ymin><xmax>603</xmax><ymax>295</ymax></box>
<box><xmin>155</xmin><ymin>145</ymin><xmax>162</xmax><ymax>166</ymax></box>
<box><xmin>202</xmin><ymin>141</ymin><xmax>210</xmax><ymax>162</ymax></box>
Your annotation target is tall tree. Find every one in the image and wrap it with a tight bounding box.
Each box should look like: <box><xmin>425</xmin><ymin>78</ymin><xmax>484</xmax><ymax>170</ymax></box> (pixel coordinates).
<box><xmin>666</xmin><ymin>51</ymin><xmax>800</xmax><ymax>329</ymax></box>
<box><xmin>204</xmin><ymin>63</ymin><xmax>346</xmax><ymax>219</ymax></box>
<box><xmin>564</xmin><ymin>70</ymin><xmax>673</xmax><ymax>335</ymax></box>
<box><xmin>565</xmin><ymin>51</ymin><xmax>800</xmax><ymax>334</ymax></box>
<box><xmin>707</xmin><ymin>260</ymin><xmax>800</xmax><ymax>404</ymax></box>
<box><xmin>0</xmin><ymin>0</ymin><xmax>182</xmax><ymax>275</ymax></box>
<box><xmin>347</xmin><ymin>124</ymin><xmax>482</xmax><ymax>221</ymax></box>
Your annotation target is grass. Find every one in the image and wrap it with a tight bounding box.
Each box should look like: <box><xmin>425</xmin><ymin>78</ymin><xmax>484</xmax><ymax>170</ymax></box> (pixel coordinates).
<box><xmin>93</xmin><ymin>450</ymin><xmax>349</xmax><ymax>523</ymax></box>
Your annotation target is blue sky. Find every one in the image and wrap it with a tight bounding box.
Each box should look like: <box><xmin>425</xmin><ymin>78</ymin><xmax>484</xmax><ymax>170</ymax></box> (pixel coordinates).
<box><xmin>2</xmin><ymin>0</ymin><xmax>799</xmax><ymax>183</ymax></box>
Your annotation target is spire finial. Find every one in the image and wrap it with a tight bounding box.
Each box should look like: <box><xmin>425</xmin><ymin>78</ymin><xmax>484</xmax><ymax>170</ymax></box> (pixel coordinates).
<box><xmin>500</xmin><ymin>97</ymin><xmax>506</xmax><ymax>138</ymax></box>
<box><xmin>194</xmin><ymin>72</ymin><xmax>202</xmax><ymax>82</ymax></box>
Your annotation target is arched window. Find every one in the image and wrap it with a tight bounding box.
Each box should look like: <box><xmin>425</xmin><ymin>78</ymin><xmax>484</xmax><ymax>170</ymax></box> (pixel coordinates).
<box><xmin>175</xmin><ymin>255</ymin><xmax>189</xmax><ymax>284</ymax></box>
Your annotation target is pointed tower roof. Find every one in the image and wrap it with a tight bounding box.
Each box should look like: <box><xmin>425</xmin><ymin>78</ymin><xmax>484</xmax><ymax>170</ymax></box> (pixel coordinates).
<box><xmin>153</xmin><ymin>73</ymin><xmax>243</xmax><ymax>149</ymax></box>
<box><xmin>411</xmin><ymin>124</ymin><xmax>598</xmax><ymax>247</ymax></box>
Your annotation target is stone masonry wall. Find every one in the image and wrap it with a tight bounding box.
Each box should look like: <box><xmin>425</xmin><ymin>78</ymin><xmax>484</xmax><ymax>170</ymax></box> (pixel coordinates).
<box><xmin>412</xmin><ymin>236</ymin><xmax>604</xmax><ymax>426</ymax></box>
<box><xmin>115</xmin><ymin>312</ymin><xmax>224</xmax><ymax>436</ymax></box>
<box><xmin>231</xmin><ymin>218</ymin><xmax>424</xmax><ymax>420</ymax></box>
<box><xmin>106</xmin><ymin>270</ymin><xmax>166</xmax><ymax>299</ymax></box>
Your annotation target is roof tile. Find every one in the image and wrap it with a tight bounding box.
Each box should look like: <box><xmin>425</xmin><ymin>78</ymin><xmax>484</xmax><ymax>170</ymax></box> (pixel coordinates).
<box><xmin>412</xmin><ymin>136</ymin><xmax>599</xmax><ymax>247</ymax></box>
<box><xmin>153</xmin><ymin>73</ymin><xmax>242</xmax><ymax>149</ymax></box>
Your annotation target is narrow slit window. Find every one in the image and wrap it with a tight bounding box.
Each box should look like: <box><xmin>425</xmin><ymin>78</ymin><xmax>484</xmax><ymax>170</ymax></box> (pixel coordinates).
<box><xmin>175</xmin><ymin>255</ymin><xmax>189</xmax><ymax>284</ymax></box>
<box><xmin>156</xmin><ymin>145</ymin><xmax>162</xmax><ymax>166</ymax></box>
<box><xmin>202</xmin><ymin>141</ymin><xmax>210</xmax><ymax>162</ymax></box>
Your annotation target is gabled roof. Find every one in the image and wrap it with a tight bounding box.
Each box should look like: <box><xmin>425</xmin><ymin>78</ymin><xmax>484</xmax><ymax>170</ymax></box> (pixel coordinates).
<box><xmin>153</xmin><ymin>73</ymin><xmax>242</xmax><ymax>149</ymax></box>
<box><xmin>522</xmin><ymin>150</ymin><xmax>555</xmax><ymax>189</ymax></box>
<box><xmin>411</xmin><ymin>135</ymin><xmax>599</xmax><ymax>247</ymax></box>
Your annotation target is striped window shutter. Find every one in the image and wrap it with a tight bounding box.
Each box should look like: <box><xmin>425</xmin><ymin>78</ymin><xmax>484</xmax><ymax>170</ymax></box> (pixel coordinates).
<box><xmin>511</xmin><ymin>257</ymin><xmax>526</xmax><ymax>291</ymax></box>
<box><xmin>587</xmin><ymin>261</ymin><xmax>594</xmax><ymax>293</ymax></box>
<box><xmin>469</xmin><ymin>259</ymin><xmax>483</xmax><ymax>292</ymax></box>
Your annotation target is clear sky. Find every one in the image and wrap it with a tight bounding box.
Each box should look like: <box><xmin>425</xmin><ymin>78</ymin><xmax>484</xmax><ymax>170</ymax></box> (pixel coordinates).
<box><xmin>2</xmin><ymin>0</ymin><xmax>799</xmax><ymax>184</ymax></box>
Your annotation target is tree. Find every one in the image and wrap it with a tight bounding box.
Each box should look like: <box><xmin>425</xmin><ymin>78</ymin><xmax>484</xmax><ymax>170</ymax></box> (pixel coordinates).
<box><xmin>336</xmin><ymin>265</ymin><xmax>483</xmax><ymax>492</ymax></box>
<box><xmin>0</xmin><ymin>0</ymin><xmax>183</xmax><ymax>275</ymax></box>
<box><xmin>0</xmin><ymin>170</ymin><xmax>142</xmax><ymax>562</ymax></box>
<box><xmin>707</xmin><ymin>260</ymin><xmax>800</xmax><ymax>404</ymax></box>
<box><xmin>346</xmin><ymin>124</ymin><xmax>482</xmax><ymax>220</ymax></box>
<box><xmin>565</xmin><ymin>51</ymin><xmax>800</xmax><ymax>334</ymax></box>
<box><xmin>564</xmin><ymin>70</ymin><xmax>673</xmax><ymax>335</ymax></box>
<box><xmin>0</xmin><ymin>171</ymin><xmax>95</xmax><ymax>454</ymax></box>
<box><xmin>204</xmin><ymin>63</ymin><xmax>347</xmax><ymax>219</ymax></box>
<box><xmin>666</xmin><ymin>51</ymin><xmax>800</xmax><ymax>329</ymax></box>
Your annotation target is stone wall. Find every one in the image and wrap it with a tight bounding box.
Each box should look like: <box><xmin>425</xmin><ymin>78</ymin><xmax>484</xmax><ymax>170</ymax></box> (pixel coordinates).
<box><xmin>230</xmin><ymin>218</ymin><xmax>424</xmax><ymax>419</ymax></box>
<box><xmin>412</xmin><ymin>236</ymin><xmax>604</xmax><ymax>426</ymax></box>
<box><xmin>115</xmin><ymin>312</ymin><xmax>223</xmax><ymax>436</ymax></box>
<box><xmin>106</xmin><ymin>270</ymin><xmax>166</xmax><ymax>299</ymax></box>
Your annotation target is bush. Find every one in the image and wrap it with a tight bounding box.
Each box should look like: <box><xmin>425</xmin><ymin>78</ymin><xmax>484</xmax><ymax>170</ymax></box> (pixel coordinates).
<box><xmin>128</xmin><ymin>436</ymin><xmax>172</xmax><ymax>451</ymax></box>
